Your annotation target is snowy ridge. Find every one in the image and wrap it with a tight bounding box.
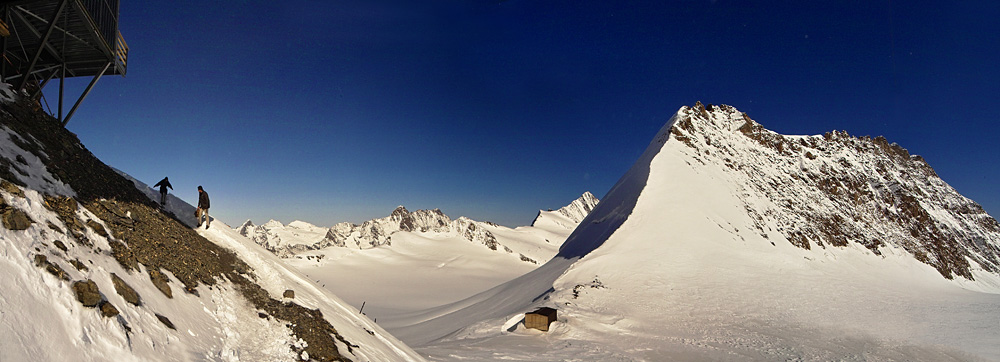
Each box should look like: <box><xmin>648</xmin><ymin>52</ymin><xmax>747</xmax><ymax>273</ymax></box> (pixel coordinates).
<box><xmin>388</xmin><ymin>103</ymin><xmax>1000</xmax><ymax>361</ymax></box>
<box><xmin>244</xmin><ymin>195</ymin><xmax>600</xmax><ymax>264</ymax></box>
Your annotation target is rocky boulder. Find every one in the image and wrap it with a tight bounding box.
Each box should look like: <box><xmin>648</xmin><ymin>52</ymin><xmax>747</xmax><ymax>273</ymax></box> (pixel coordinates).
<box><xmin>111</xmin><ymin>273</ymin><xmax>141</xmax><ymax>306</ymax></box>
<box><xmin>72</xmin><ymin>280</ymin><xmax>102</xmax><ymax>307</ymax></box>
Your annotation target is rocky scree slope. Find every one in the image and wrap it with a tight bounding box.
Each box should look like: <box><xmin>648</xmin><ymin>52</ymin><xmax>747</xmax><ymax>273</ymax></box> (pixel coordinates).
<box><xmin>673</xmin><ymin>102</ymin><xmax>1000</xmax><ymax>280</ymax></box>
<box><xmin>0</xmin><ymin>91</ymin><xmax>367</xmax><ymax>361</ymax></box>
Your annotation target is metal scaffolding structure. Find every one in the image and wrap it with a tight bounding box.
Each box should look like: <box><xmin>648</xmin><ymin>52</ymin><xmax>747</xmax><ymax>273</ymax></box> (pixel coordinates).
<box><xmin>0</xmin><ymin>0</ymin><xmax>127</xmax><ymax>126</ymax></box>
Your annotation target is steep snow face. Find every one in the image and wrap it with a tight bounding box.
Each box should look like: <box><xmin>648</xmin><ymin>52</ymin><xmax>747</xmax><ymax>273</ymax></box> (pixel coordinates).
<box><xmin>394</xmin><ymin>103</ymin><xmax>1000</xmax><ymax>361</ymax></box>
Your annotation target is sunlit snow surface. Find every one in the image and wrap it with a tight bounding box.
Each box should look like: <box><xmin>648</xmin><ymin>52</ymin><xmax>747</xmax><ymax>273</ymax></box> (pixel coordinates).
<box><xmin>6</xmin><ymin>89</ymin><xmax>999</xmax><ymax>361</ymax></box>
<box><xmin>299</xmin><ymin>106</ymin><xmax>999</xmax><ymax>361</ymax></box>
<box><xmin>1</xmin><ymin>84</ymin><xmax>425</xmax><ymax>361</ymax></box>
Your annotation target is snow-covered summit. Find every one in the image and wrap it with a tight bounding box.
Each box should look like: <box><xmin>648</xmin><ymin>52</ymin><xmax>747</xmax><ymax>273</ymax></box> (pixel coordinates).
<box><xmin>530</xmin><ymin>191</ymin><xmax>599</xmax><ymax>230</ymax></box>
<box><xmin>392</xmin><ymin>103</ymin><xmax>1000</xmax><ymax>361</ymax></box>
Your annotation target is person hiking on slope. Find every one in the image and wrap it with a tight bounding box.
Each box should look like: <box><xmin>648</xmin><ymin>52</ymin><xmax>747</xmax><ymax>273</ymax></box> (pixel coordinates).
<box><xmin>153</xmin><ymin>177</ymin><xmax>172</xmax><ymax>206</ymax></box>
<box><xmin>196</xmin><ymin>185</ymin><xmax>211</xmax><ymax>228</ymax></box>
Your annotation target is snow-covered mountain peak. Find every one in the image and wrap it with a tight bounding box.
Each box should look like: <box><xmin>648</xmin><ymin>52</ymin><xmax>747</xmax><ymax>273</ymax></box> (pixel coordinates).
<box><xmin>287</xmin><ymin>220</ymin><xmax>319</xmax><ymax>229</ymax></box>
<box><xmin>665</xmin><ymin>102</ymin><xmax>1000</xmax><ymax>280</ymax></box>
<box><xmin>237</xmin><ymin>219</ymin><xmax>255</xmax><ymax>231</ymax></box>
<box><xmin>393</xmin><ymin>103</ymin><xmax>1000</xmax><ymax>360</ymax></box>
<box><xmin>557</xmin><ymin>191</ymin><xmax>599</xmax><ymax>223</ymax></box>
<box><xmin>531</xmin><ymin>191</ymin><xmax>601</xmax><ymax>230</ymax></box>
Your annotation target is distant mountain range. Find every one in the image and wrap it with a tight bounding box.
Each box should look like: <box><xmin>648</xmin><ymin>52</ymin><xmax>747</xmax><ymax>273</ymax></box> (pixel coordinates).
<box><xmin>237</xmin><ymin>192</ymin><xmax>600</xmax><ymax>263</ymax></box>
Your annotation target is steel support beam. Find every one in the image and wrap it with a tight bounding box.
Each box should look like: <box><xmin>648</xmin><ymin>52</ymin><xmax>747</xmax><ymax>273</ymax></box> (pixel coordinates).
<box><xmin>62</xmin><ymin>61</ymin><xmax>109</xmax><ymax>127</ymax></box>
<box><xmin>2</xmin><ymin>5</ymin><xmax>9</xmax><ymax>81</ymax></box>
<box><xmin>18</xmin><ymin>0</ymin><xmax>67</xmax><ymax>90</ymax></box>
<box><xmin>30</xmin><ymin>66</ymin><xmax>58</xmax><ymax>100</ymax></box>
<box><xmin>10</xmin><ymin>7</ymin><xmax>65</xmax><ymax>65</ymax></box>
<box><xmin>58</xmin><ymin>60</ymin><xmax>64</xmax><ymax>121</ymax></box>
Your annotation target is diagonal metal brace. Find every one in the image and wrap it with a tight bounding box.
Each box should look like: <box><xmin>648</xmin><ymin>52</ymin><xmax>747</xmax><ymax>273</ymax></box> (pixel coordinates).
<box><xmin>62</xmin><ymin>61</ymin><xmax>109</xmax><ymax>127</ymax></box>
<box><xmin>18</xmin><ymin>0</ymin><xmax>68</xmax><ymax>90</ymax></box>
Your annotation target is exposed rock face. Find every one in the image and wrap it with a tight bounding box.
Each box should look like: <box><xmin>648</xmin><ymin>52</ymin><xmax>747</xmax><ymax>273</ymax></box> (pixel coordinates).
<box><xmin>34</xmin><ymin>255</ymin><xmax>69</xmax><ymax>280</ymax></box>
<box><xmin>669</xmin><ymin>102</ymin><xmax>1000</xmax><ymax>280</ymax></box>
<box><xmin>1</xmin><ymin>188</ymin><xmax>32</xmax><ymax>230</ymax></box>
<box><xmin>99</xmin><ymin>301</ymin><xmax>119</xmax><ymax>318</ymax></box>
<box><xmin>148</xmin><ymin>269</ymin><xmax>173</xmax><ymax>299</ymax></box>
<box><xmin>72</xmin><ymin>279</ymin><xmax>102</xmax><ymax>307</ymax></box>
<box><xmin>1</xmin><ymin>205</ymin><xmax>32</xmax><ymax>230</ymax></box>
<box><xmin>1</xmin><ymin>179</ymin><xmax>24</xmax><ymax>196</ymax></box>
<box><xmin>111</xmin><ymin>273</ymin><xmax>141</xmax><ymax>306</ymax></box>
<box><xmin>155</xmin><ymin>314</ymin><xmax>175</xmax><ymax>330</ymax></box>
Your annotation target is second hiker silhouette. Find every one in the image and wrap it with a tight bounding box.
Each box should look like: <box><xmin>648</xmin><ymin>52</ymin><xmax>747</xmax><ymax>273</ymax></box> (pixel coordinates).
<box><xmin>153</xmin><ymin>177</ymin><xmax>172</xmax><ymax>207</ymax></box>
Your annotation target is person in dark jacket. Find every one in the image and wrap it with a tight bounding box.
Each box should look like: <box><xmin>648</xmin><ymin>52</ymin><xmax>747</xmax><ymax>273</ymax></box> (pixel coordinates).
<box><xmin>153</xmin><ymin>177</ymin><xmax>172</xmax><ymax>206</ymax></box>
<box><xmin>196</xmin><ymin>185</ymin><xmax>211</xmax><ymax>228</ymax></box>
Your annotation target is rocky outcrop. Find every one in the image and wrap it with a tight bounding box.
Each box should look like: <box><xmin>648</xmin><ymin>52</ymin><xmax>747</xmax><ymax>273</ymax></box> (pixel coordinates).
<box><xmin>111</xmin><ymin>273</ymin><xmax>141</xmax><ymax>306</ymax></box>
<box><xmin>0</xmin><ymin>184</ymin><xmax>32</xmax><ymax>230</ymax></box>
<box><xmin>669</xmin><ymin>102</ymin><xmax>1000</xmax><ymax>280</ymax></box>
<box><xmin>1</xmin><ymin>203</ymin><xmax>32</xmax><ymax>230</ymax></box>
<box><xmin>72</xmin><ymin>279</ymin><xmax>102</xmax><ymax>307</ymax></box>
<box><xmin>34</xmin><ymin>255</ymin><xmax>69</xmax><ymax>281</ymax></box>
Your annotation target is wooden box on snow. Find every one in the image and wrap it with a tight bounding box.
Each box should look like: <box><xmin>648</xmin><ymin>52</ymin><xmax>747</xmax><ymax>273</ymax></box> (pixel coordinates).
<box><xmin>524</xmin><ymin>307</ymin><xmax>557</xmax><ymax>331</ymax></box>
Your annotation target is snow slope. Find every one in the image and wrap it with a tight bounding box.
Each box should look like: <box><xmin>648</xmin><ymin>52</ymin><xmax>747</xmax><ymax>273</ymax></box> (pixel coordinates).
<box><xmin>0</xmin><ymin>84</ymin><xmax>426</xmax><ymax>362</ymax></box>
<box><xmin>391</xmin><ymin>103</ymin><xmax>1000</xmax><ymax>361</ymax></box>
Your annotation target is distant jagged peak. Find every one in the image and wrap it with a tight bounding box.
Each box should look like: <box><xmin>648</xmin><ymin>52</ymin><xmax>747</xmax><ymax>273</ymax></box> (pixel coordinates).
<box><xmin>558</xmin><ymin>191</ymin><xmax>600</xmax><ymax>223</ymax></box>
<box><xmin>531</xmin><ymin>191</ymin><xmax>601</xmax><ymax>227</ymax></box>
<box><xmin>238</xmin><ymin>219</ymin><xmax>255</xmax><ymax>230</ymax></box>
<box><xmin>390</xmin><ymin>205</ymin><xmax>409</xmax><ymax>218</ymax></box>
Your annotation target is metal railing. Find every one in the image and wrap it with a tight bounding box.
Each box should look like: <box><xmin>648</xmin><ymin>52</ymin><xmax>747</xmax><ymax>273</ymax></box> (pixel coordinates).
<box><xmin>115</xmin><ymin>30</ymin><xmax>127</xmax><ymax>74</ymax></box>
<box><xmin>80</xmin><ymin>0</ymin><xmax>119</xmax><ymax>48</ymax></box>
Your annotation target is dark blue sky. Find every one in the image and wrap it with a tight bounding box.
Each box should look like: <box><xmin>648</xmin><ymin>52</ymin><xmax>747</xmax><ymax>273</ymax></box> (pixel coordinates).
<box><xmin>56</xmin><ymin>1</ymin><xmax>1000</xmax><ymax>227</ymax></box>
